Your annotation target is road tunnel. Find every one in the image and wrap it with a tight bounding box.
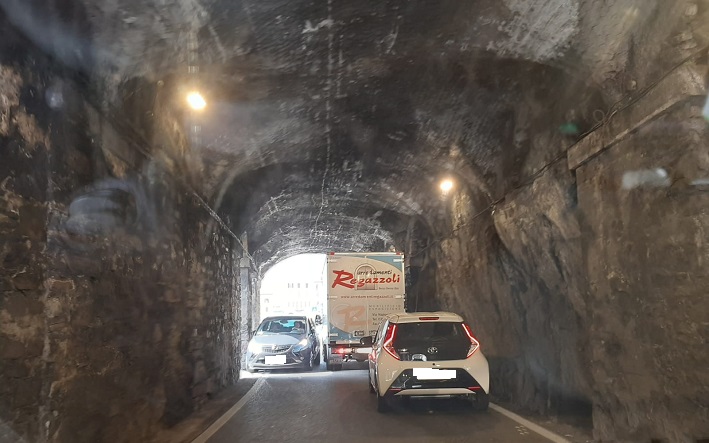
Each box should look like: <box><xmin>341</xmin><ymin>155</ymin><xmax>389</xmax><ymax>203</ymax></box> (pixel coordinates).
<box><xmin>1</xmin><ymin>1</ymin><xmax>708</xmax><ymax>442</ymax></box>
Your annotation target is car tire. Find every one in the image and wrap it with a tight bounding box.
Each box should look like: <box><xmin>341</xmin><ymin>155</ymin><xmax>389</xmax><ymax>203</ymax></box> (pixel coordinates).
<box><xmin>376</xmin><ymin>391</ymin><xmax>390</xmax><ymax>413</ymax></box>
<box><xmin>472</xmin><ymin>392</ymin><xmax>489</xmax><ymax>411</ymax></box>
<box><xmin>304</xmin><ymin>353</ymin><xmax>313</xmax><ymax>371</ymax></box>
<box><xmin>313</xmin><ymin>348</ymin><xmax>321</xmax><ymax>365</ymax></box>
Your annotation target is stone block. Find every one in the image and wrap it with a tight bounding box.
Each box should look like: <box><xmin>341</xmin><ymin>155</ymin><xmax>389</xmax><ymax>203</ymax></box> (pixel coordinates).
<box><xmin>191</xmin><ymin>382</ymin><xmax>207</xmax><ymax>399</ymax></box>
<box><xmin>47</xmin><ymin>279</ymin><xmax>75</xmax><ymax>293</ymax></box>
<box><xmin>163</xmin><ymin>288</ymin><xmax>180</xmax><ymax>303</ymax></box>
<box><xmin>1</xmin><ymin>293</ymin><xmax>43</xmax><ymax>316</ymax></box>
<box><xmin>11</xmin><ymin>273</ymin><xmax>41</xmax><ymax>291</ymax></box>
<box><xmin>193</xmin><ymin>361</ymin><xmax>207</xmax><ymax>384</ymax></box>
<box><xmin>17</xmin><ymin>204</ymin><xmax>47</xmax><ymax>240</ymax></box>
<box><xmin>11</xmin><ymin>379</ymin><xmax>41</xmax><ymax>408</ymax></box>
<box><xmin>0</xmin><ymin>338</ymin><xmax>29</xmax><ymax>359</ymax></box>
<box><xmin>2</xmin><ymin>361</ymin><xmax>31</xmax><ymax>378</ymax></box>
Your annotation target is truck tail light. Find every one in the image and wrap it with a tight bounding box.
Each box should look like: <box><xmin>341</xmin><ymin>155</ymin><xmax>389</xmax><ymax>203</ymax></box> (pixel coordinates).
<box><xmin>462</xmin><ymin>323</ymin><xmax>480</xmax><ymax>358</ymax></box>
<box><xmin>382</xmin><ymin>323</ymin><xmax>400</xmax><ymax>360</ymax></box>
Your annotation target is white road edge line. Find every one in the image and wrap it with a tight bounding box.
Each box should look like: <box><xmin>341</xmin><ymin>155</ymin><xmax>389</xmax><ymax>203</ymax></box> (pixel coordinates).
<box><xmin>490</xmin><ymin>403</ymin><xmax>572</xmax><ymax>443</ymax></box>
<box><xmin>191</xmin><ymin>378</ymin><xmax>265</xmax><ymax>443</ymax></box>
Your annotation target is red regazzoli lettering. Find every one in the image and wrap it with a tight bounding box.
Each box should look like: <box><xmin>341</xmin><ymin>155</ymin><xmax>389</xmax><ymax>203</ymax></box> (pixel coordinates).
<box><xmin>332</xmin><ymin>270</ymin><xmax>355</xmax><ymax>289</ymax></box>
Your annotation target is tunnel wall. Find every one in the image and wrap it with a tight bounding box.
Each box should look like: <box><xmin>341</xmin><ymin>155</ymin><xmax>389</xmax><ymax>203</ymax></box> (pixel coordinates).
<box><xmin>423</xmin><ymin>65</ymin><xmax>709</xmax><ymax>442</ymax></box>
<box><xmin>0</xmin><ymin>61</ymin><xmax>51</xmax><ymax>442</ymax></box>
<box><xmin>575</xmin><ymin>98</ymin><xmax>709</xmax><ymax>442</ymax></box>
<box><xmin>430</xmin><ymin>167</ymin><xmax>590</xmax><ymax>415</ymax></box>
<box><xmin>0</xmin><ymin>24</ymin><xmax>246</xmax><ymax>443</ymax></box>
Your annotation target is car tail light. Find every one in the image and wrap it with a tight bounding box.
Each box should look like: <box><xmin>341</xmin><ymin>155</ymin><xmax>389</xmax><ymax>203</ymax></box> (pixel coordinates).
<box><xmin>462</xmin><ymin>323</ymin><xmax>480</xmax><ymax>358</ymax></box>
<box><xmin>382</xmin><ymin>323</ymin><xmax>400</xmax><ymax>360</ymax></box>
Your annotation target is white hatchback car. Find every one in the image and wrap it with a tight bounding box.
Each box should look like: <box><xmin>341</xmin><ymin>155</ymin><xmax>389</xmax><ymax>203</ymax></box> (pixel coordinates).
<box><xmin>365</xmin><ymin>311</ymin><xmax>489</xmax><ymax>412</ymax></box>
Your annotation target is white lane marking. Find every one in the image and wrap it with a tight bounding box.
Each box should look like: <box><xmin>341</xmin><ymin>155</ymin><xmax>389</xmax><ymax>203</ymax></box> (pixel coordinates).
<box><xmin>192</xmin><ymin>378</ymin><xmax>265</xmax><ymax>443</ymax></box>
<box><xmin>490</xmin><ymin>403</ymin><xmax>572</xmax><ymax>443</ymax></box>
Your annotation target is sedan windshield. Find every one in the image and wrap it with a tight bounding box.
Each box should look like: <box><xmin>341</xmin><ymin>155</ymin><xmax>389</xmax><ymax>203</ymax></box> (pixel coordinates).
<box><xmin>256</xmin><ymin>318</ymin><xmax>307</xmax><ymax>335</ymax></box>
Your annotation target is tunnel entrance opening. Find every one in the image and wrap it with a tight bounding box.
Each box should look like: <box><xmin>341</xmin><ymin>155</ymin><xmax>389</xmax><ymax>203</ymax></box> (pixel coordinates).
<box><xmin>259</xmin><ymin>254</ymin><xmax>327</xmax><ymax>325</ymax></box>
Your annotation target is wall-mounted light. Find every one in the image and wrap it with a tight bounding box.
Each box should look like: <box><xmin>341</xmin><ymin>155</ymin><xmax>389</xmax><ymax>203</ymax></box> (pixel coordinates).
<box><xmin>186</xmin><ymin>91</ymin><xmax>207</xmax><ymax>111</ymax></box>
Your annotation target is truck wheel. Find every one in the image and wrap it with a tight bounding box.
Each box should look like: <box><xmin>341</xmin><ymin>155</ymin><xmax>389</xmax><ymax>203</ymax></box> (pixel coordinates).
<box><xmin>323</xmin><ymin>345</ymin><xmax>329</xmax><ymax>369</ymax></box>
<box><xmin>331</xmin><ymin>364</ymin><xmax>342</xmax><ymax>371</ymax></box>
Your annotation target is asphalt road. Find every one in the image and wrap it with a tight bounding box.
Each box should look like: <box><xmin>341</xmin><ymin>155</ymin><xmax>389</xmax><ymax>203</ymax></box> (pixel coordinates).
<box><xmin>206</xmin><ymin>362</ymin><xmax>559</xmax><ymax>443</ymax></box>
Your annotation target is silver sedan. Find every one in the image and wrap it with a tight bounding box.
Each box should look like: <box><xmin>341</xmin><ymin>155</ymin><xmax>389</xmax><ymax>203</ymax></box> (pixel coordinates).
<box><xmin>246</xmin><ymin>316</ymin><xmax>321</xmax><ymax>372</ymax></box>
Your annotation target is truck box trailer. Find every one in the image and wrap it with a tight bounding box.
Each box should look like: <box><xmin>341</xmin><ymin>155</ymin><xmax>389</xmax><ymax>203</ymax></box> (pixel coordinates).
<box><xmin>324</xmin><ymin>252</ymin><xmax>406</xmax><ymax>370</ymax></box>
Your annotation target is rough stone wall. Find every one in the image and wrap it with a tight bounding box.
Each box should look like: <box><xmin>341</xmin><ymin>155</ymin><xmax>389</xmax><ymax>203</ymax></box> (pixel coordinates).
<box><xmin>0</xmin><ymin>63</ymin><xmax>51</xmax><ymax>442</ymax></box>
<box><xmin>427</xmin><ymin>173</ymin><xmax>589</xmax><ymax>415</ymax></box>
<box><xmin>577</xmin><ymin>100</ymin><xmax>709</xmax><ymax>442</ymax></box>
<box><xmin>43</xmin><ymin>183</ymin><xmax>241</xmax><ymax>443</ymax></box>
<box><xmin>422</xmin><ymin>67</ymin><xmax>709</xmax><ymax>442</ymax></box>
<box><xmin>0</xmin><ymin>18</ymin><xmax>243</xmax><ymax>443</ymax></box>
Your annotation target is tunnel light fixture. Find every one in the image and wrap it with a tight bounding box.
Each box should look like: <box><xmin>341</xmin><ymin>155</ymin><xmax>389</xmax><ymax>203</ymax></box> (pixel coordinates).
<box><xmin>186</xmin><ymin>91</ymin><xmax>207</xmax><ymax>111</ymax></box>
<box><xmin>440</xmin><ymin>179</ymin><xmax>454</xmax><ymax>193</ymax></box>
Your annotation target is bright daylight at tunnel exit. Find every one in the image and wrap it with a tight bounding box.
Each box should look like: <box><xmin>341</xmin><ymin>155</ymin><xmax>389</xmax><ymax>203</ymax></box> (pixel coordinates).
<box><xmin>1</xmin><ymin>1</ymin><xmax>708</xmax><ymax>442</ymax></box>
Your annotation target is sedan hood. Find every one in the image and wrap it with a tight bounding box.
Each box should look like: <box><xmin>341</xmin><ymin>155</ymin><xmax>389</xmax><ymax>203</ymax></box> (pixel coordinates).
<box><xmin>250</xmin><ymin>334</ymin><xmax>304</xmax><ymax>346</ymax></box>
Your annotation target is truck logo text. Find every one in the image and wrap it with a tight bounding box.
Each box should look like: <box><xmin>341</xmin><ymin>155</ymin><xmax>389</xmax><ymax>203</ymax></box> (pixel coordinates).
<box><xmin>331</xmin><ymin>269</ymin><xmax>402</xmax><ymax>289</ymax></box>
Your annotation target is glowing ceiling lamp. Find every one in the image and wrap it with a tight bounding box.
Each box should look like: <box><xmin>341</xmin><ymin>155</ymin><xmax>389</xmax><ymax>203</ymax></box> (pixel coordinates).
<box><xmin>186</xmin><ymin>91</ymin><xmax>207</xmax><ymax>111</ymax></box>
<box><xmin>440</xmin><ymin>179</ymin><xmax>454</xmax><ymax>193</ymax></box>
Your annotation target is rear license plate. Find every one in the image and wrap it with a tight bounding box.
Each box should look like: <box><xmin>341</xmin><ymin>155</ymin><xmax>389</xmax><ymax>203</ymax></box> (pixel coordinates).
<box><xmin>265</xmin><ymin>355</ymin><xmax>287</xmax><ymax>365</ymax></box>
<box><xmin>413</xmin><ymin>368</ymin><xmax>456</xmax><ymax>380</ymax></box>
<box><xmin>329</xmin><ymin>355</ymin><xmax>343</xmax><ymax>364</ymax></box>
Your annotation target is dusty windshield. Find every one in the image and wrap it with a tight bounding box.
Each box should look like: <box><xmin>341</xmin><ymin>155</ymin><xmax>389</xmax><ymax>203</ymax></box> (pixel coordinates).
<box><xmin>1</xmin><ymin>1</ymin><xmax>707</xmax><ymax>443</ymax></box>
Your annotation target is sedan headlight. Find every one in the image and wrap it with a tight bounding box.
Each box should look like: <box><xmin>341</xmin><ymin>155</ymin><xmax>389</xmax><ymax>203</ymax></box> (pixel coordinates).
<box><xmin>247</xmin><ymin>341</ymin><xmax>261</xmax><ymax>353</ymax></box>
<box><xmin>293</xmin><ymin>338</ymin><xmax>309</xmax><ymax>351</ymax></box>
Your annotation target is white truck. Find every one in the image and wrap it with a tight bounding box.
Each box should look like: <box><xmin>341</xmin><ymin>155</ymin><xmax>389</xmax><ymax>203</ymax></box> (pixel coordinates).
<box><xmin>324</xmin><ymin>252</ymin><xmax>406</xmax><ymax>371</ymax></box>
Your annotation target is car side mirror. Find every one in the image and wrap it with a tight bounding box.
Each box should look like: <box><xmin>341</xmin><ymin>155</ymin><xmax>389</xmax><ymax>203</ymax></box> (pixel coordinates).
<box><xmin>314</xmin><ymin>316</ymin><xmax>322</xmax><ymax>325</ymax></box>
<box><xmin>360</xmin><ymin>336</ymin><xmax>373</xmax><ymax>346</ymax></box>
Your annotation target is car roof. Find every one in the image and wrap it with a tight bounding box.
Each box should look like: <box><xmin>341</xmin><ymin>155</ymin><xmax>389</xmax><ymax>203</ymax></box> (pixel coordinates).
<box><xmin>385</xmin><ymin>311</ymin><xmax>464</xmax><ymax>324</ymax></box>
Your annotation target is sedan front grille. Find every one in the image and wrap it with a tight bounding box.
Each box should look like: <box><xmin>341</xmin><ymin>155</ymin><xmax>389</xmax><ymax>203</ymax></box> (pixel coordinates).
<box><xmin>261</xmin><ymin>344</ymin><xmax>291</xmax><ymax>354</ymax></box>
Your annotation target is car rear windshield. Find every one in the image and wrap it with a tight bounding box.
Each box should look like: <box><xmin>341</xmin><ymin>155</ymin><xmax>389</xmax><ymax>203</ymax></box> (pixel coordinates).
<box><xmin>394</xmin><ymin>321</ymin><xmax>466</xmax><ymax>344</ymax></box>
